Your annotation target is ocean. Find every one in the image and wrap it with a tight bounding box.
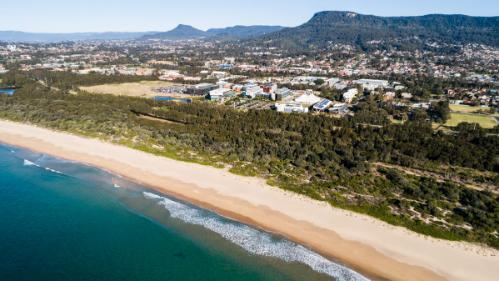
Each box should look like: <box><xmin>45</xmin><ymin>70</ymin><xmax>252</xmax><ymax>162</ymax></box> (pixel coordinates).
<box><xmin>0</xmin><ymin>143</ymin><xmax>368</xmax><ymax>281</ymax></box>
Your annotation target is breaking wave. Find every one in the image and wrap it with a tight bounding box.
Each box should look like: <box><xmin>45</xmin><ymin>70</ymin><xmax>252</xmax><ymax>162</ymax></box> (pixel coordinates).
<box><xmin>143</xmin><ymin>192</ymin><xmax>369</xmax><ymax>281</ymax></box>
<box><xmin>23</xmin><ymin>159</ymin><xmax>40</xmax><ymax>167</ymax></box>
<box><xmin>23</xmin><ymin>159</ymin><xmax>64</xmax><ymax>175</ymax></box>
<box><xmin>45</xmin><ymin>167</ymin><xmax>63</xmax><ymax>174</ymax></box>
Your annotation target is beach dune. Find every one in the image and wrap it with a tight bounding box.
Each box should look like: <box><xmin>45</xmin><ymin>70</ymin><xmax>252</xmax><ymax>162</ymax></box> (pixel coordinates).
<box><xmin>0</xmin><ymin>119</ymin><xmax>497</xmax><ymax>281</ymax></box>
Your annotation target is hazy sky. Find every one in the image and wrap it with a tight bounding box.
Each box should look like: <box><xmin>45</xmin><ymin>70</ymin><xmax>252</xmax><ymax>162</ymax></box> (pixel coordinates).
<box><xmin>1</xmin><ymin>0</ymin><xmax>498</xmax><ymax>33</ymax></box>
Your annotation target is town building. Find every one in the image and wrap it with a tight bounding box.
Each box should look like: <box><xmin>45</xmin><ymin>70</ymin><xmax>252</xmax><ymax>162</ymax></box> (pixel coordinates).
<box><xmin>274</xmin><ymin>88</ymin><xmax>292</xmax><ymax>101</ymax></box>
<box><xmin>209</xmin><ymin>88</ymin><xmax>234</xmax><ymax>101</ymax></box>
<box><xmin>343</xmin><ymin>88</ymin><xmax>358</xmax><ymax>103</ymax></box>
<box><xmin>353</xmin><ymin>79</ymin><xmax>390</xmax><ymax>91</ymax></box>
<box><xmin>295</xmin><ymin>91</ymin><xmax>321</xmax><ymax>106</ymax></box>
<box><xmin>275</xmin><ymin>102</ymin><xmax>309</xmax><ymax>113</ymax></box>
<box><xmin>245</xmin><ymin>84</ymin><xmax>264</xmax><ymax>99</ymax></box>
<box><xmin>186</xmin><ymin>83</ymin><xmax>218</xmax><ymax>96</ymax></box>
<box><xmin>313</xmin><ymin>99</ymin><xmax>333</xmax><ymax>111</ymax></box>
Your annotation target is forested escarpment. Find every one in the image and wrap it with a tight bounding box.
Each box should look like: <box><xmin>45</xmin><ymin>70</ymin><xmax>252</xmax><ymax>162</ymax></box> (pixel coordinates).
<box><xmin>0</xmin><ymin>73</ymin><xmax>498</xmax><ymax>248</ymax></box>
<box><xmin>254</xmin><ymin>11</ymin><xmax>499</xmax><ymax>51</ymax></box>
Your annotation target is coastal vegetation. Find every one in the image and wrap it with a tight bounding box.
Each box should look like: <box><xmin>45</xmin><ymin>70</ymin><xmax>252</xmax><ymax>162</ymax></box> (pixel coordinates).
<box><xmin>0</xmin><ymin>71</ymin><xmax>498</xmax><ymax>248</ymax></box>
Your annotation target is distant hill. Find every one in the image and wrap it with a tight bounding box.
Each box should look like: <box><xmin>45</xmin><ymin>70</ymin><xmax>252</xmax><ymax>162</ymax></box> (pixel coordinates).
<box><xmin>254</xmin><ymin>11</ymin><xmax>499</xmax><ymax>50</ymax></box>
<box><xmin>142</xmin><ymin>25</ymin><xmax>285</xmax><ymax>40</ymax></box>
<box><xmin>4</xmin><ymin>11</ymin><xmax>496</xmax><ymax>47</ymax></box>
<box><xmin>0</xmin><ymin>25</ymin><xmax>285</xmax><ymax>43</ymax></box>
<box><xmin>0</xmin><ymin>31</ymin><xmax>156</xmax><ymax>43</ymax></box>
<box><xmin>207</xmin><ymin>25</ymin><xmax>285</xmax><ymax>39</ymax></box>
<box><xmin>142</xmin><ymin>24</ymin><xmax>207</xmax><ymax>40</ymax></box>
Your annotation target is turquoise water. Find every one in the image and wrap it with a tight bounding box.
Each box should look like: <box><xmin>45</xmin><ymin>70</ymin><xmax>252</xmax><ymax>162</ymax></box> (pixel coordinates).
<box><xmin>0</xmin><ymin>89</ymin><xmax>15</xmax><ymax>95</ymax></box>
<box><xmin>0</xmin><ymin>143</ymin><xmax>368</xmax><ymax>281</ymax></box>
<box><xmin>154</xmin><ymin>96</ymin><xmax>192</xmax><ymax>103</ymax></box>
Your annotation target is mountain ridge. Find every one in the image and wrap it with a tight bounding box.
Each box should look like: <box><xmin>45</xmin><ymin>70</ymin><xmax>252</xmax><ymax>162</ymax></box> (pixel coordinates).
<box><xmin>1</xmin><ymin>11</ymin><xmax>497</xmax><ymax>47</ymax></box>
<box><xmin>141</xmin><ymin>24</ymin><xmax>207</xmax><ymax>40</ymax></box>
<box><xmin>253</xmin><ymin>11</ymin><xmax>499</xmax><ymax>50</ymax></box>
<box><xmin>0</xmin><ymin>31</ymin><xmax>157</xmax><ymax>43</ymax></box>
<box><xmin>142</xmin><ymin>24</ymin><xmax>285</xmax><ymax>40</ymax></box>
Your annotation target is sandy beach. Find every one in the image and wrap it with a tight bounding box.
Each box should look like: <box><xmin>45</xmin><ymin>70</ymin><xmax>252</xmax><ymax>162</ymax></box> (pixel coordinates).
<box><xmin>0</xmin><ymin>119</ymin><xmax>497</xmax><ymax>281</ymax></box>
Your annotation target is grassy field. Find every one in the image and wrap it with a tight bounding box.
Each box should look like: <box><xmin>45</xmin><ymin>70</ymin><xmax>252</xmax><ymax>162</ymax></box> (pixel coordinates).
<box><xmin>449</xmin><ymin>104</ymin><xmax>491</xmax><ymax>113</ymax></box>
<box><xmin>80</xmin><ymin>81</ymin><xmax>179</xmax><ymax>98</ymax></box>
<box><xmin>445</xmin><ymin>112</ymin><xmax>497</xmax><ymax>128</ymax></box>
<box><xmin>389</xmin><ymin>117</ymin><xmax>405</xmax><ymax>125</ymax></box>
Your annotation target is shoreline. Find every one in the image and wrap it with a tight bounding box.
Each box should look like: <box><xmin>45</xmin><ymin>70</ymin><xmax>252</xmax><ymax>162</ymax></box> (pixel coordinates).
<box><xmin>0</xmin><ymin>120</ymin><xmax>497</xmax><ymax>281</ymax></box>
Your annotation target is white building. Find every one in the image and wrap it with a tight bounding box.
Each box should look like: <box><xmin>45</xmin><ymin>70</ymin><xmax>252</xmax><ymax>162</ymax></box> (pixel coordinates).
<box><xmin>333</xmin><ymin>81</ymin><xmax>349</xmax><ymax>90</ymax></box>
<box><xmin>159</xmin><ymin>70</ymin><xmax>184</xmax><ymax>81</ymax></box>
<box><xmin>217</xmin><ymin>81</ymin><xmax>233</xmax><ymax>89</ymax></box>
<box><xmin>295</xmin><ymin>92</ymin><xmax>321</xmax><ymax>106</ymax></box>
<box><xmin>209</xmin><ymin>88</ymin><xmax>232</xmax><ymax>101</ymax></box>
<box><xmin>291</xmin><ymin>76</ymin><xmax>319</xmax><ymax>86</ymax></box>
<box><xmin>401</xmin><ymin>92</ymin><xmax>414</xmax><ymax>100</ymax></box>
<box><xmin>210</xmin><ymin>71</ymin><xmax>228</xmax><ymax>79</ymax></box>
<box><xmin>353</xmin><ymin>79</ymin><xmax>389</xmax><ymax>91</ymax></box>
<box><xmin>275</xmin><ymin>102</ymin><xmax>309</xmax><ymax>113</ymax></box>
<box><xmin>0</xmin><ymin>64</ymin><xmax>9</xmax><ymax>74</ymax></box>
<box><xmin>411</xmin><ymin>103</ymin><xmax>430</xmax><ymax>109</ymax></box>
<box><xmin>343</xmin><ymin>88</ymin><xmax>358</xmax><ymax>103</ymax></box>
<box><xmin>326</xmin><ymin>78</ymin><xmax>341</xmax><ymax>87</ymax></box>
<box><xmin>6</xmin><ymin>45</ymin><xmax>16</xmax><ymax>52</ymax></box>
<box><xmin>384</xmin><ymin>91</ymin><xmax>396</xmax><ymax>101</ymax></box>
<box><xmin>245</xmin><ymin>85</ymin><xmax>264</xmax><ymax>99</ymax></box>
<box><xmin>274</xmin><ymin>88</ymin><xmax>292</xmax><ymax>101</ymax></box>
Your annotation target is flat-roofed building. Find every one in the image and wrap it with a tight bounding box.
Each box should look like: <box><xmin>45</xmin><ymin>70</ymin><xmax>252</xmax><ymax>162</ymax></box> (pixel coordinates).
<box><xmin>354</xmin><ymin>79</ymin><xmax>389</xmax><ymax>91</ymax></box>
<box><xmin>326</xmin><ymin>78</ymin><xmax>341</xmax><ymax>87</ymax></box>
<box><xmin>245</xmin><ymin>84</ymin><xmax>264</xmax><ymax>99</ymax></box>
<box><xmin>274</xmin><ymin>88</ymin><xmax>292</xmax><ymax>101</ymax></box>
<box><xmin>275</xmin><ymin>102</ymin><xmax>309</xmax><ymax>113</ymax></box>
<box><xmin>313</xmin><ymin>99</ymin><xmax>333</xmax><ymax>111</ymax></box>
<box><xmin>209</xmin><ymin>88</ymin><xmax>234</xmax><ymax>101</ymax></box>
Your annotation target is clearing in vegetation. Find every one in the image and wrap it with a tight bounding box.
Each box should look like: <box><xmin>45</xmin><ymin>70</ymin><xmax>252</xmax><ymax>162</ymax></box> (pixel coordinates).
<box><xmin>445</xmin><ymin>112</ymin><xmax>497</xmax><ymax>129</ymax></box>
<box><xmin>80</xmin><ymin>81</ymin><xmax>181</xmax><ymax>98</ymax></box>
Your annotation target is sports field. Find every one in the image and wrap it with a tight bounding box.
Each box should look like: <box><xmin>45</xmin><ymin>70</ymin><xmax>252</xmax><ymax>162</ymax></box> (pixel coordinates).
<box><xmin>449</xmin><ymin>104</ymin><xmax>490</xmax><ymax>113</ymax></box>
<box><xmin>445</xmin><ymin>112</ymin><xmax>497</xmax><ymax>128</ymax></box>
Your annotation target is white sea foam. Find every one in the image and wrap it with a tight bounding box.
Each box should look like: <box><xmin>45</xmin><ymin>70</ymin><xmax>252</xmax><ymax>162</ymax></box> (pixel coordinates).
<box><xmin>23</xmin><ymin>159</ymin><xmax>40</xmax><ymax>167</ymax></box>
<box><xmin>143</xmin><ymin>192</ymin><xmax>369</xmax><ymax>281</ymax></box>
<box><xmin>24</xmin><ymin>159</ymin><xmax>63</xmax><ymax>175</ymax></box>
<box><xmin>143</xmin><ymin>192</ymin><xmax>164</xmax><ymax>200</ymax></box>
<box><xmin>45</xmin><ymin>167</ymin><xmax>63</xmax><ymax>174</ymax></box>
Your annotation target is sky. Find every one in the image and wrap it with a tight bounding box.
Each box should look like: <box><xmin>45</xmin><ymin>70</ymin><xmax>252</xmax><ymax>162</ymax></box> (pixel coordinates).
<box><xmin>1</xmin><ymin>0</ymin><xmax>497</xmax><ymax>33</ymax></box>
